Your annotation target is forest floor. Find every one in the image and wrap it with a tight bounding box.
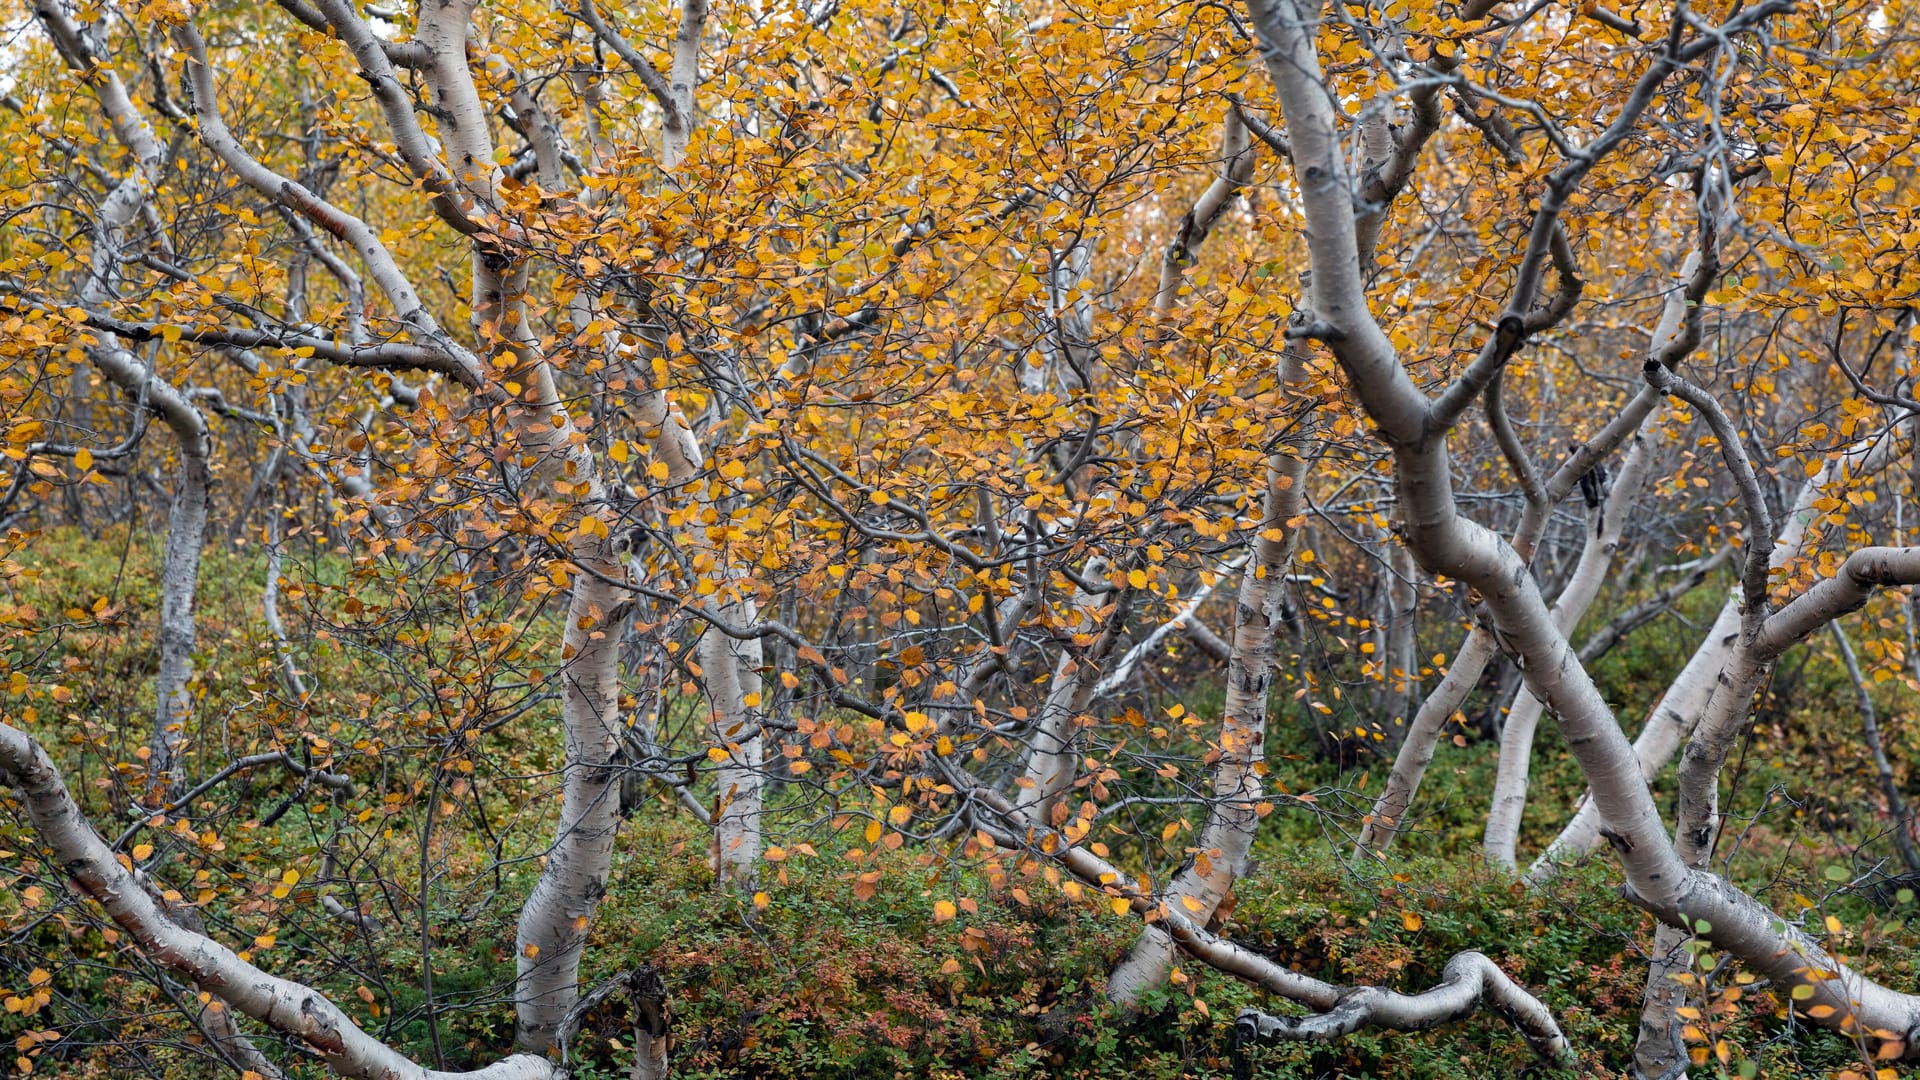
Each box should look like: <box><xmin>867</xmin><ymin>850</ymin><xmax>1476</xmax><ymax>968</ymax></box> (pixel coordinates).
<box><xmin>4</xmin><ymin>528</ymin><xmax>1915</xmax><ymax>1079</ymax></box>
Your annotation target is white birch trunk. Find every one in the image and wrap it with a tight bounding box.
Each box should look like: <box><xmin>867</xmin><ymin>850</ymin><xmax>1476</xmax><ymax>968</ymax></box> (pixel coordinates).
<box><xmin>1107</xmin><ymin>350</ymin><xmax>1308</xmax><ymax>1006</ymax></box>
<box><xmin>1354</xmin><ymin>334</ymin><xmax>1669</xmax><ymax>858</ymax></box>
<box><xmin>35</xmin><ymin>0</ymin><xmax>214</xmax><ymax>802</ymax></box>
<box><xmin>1016</xmin><ymin>565</ymin><xmax>1113</xmax><ymax>817</ymax></box>
<box><xmin>1529</xmin><ymin>429</ymin><xmax>1900</xmax><ymax>879</ymax></box>
<box><xmin>1356</xmin><ymin>627</ymin><xmax>1498</xmax><ymax>851</ymax></box>
<box><xmin>1104</xmin><ymin>111</ymin><xmax>1296</xmax><ymax>999</ymax></box>
<box><xmin>146</xmin><ymin>454</ymin><xmax>210</xmax><ymax>801</ymax></box>
<box><xmin>662</xmin><ymin>0</ymin><xmax>708</xmax><ymax>170</ymax></box>
<box><xmin>1248</xmin><ymin>0</ymin><xmax>1920</xmax><ymax>1054</ymax></box>
<box><xmin>970</xmin><ymin>785</ymin><xmax>1572</xmax><ymax>1063</ymax></box>
<box><xmin>701</xmin><ymin>612</ymin><xmax>766</xmax><ymax>886</ymax></box>
<box><xmin>513</xmin><ymin>564</ymin><xmax>626</xmax><ymax>1051</ymax></box>
<box><xmin>1483</xmin><ymin>421</ymin><xmax>1655</xmax><ymax>870</ymax></box>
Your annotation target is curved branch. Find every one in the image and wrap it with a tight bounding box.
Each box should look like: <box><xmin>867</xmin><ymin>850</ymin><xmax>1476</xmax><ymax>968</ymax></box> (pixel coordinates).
<box><xmin>0</xmin><ymin>722</ymin><xmax>556</xmax><ymax>1080</ymax></box>
<box><xmin>1642</xmin><ymin>365</ymin><xmax>1771</xmax><ymax>628</ymax></box>
<box><xmin>174</xmin><ymin>23</ymin><xmax>484</xmax><ymax>387</ymax></box>
<box><xmin>1154</xmin><ymin>111</ymin><xmax>1257</xmax><ymax>316</ymax></box>
<box><xmin>963</xmin><ymin>785</ymin><xmax>1571</xmax><ymax>1063</ymax></box>
<box><xmin>575</xmin><ymin>0</ymin><xmax>683</xmax><ymax>133</ymax></box>
<box><xmin>1230</xmin><ymin>950</ymin><xmax>1570</xmax><ymax>1062</ymax></box>
<box><xmin>1249</xmin><ymin>0</ymin><xmax>1920</xmax><ymax>1054</ymax></box>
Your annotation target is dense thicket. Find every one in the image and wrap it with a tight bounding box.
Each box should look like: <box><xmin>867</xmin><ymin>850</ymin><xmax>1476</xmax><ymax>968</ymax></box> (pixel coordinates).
<box><xmin>5</xmin><ymin>0</ymin><xmax>1920</xmax><ymax>1076</ymax></box>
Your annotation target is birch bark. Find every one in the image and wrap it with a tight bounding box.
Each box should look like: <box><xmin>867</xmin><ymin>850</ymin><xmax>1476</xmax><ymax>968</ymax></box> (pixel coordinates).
<box><xmin>1248</xmin><ymin>0</ymin><xmax>1920</xmax><ymax>1054</ymax></box>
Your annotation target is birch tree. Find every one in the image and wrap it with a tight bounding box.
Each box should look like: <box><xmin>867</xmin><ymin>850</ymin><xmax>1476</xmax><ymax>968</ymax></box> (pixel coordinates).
<box><xmin>6</xmin><ymin>0</ymin><xmax>1920</xmax><ymax>1076</ymax></box>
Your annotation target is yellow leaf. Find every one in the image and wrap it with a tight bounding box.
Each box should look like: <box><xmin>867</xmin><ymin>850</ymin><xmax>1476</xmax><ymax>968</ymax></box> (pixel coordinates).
<box><xmin>132</xmin><ymin>843</ymin><xmax>153</xmax><ymax>861</ymax></box>
<box><xmin>1110</xmin><ymin>896</ymin><xmax>1131</xmax><ymax>917</ymax></box>
<box><xmin>73</xmin><ymin>448</ymin><xmax>93</xmax><ymax>471</ymax></box>
<box><xmin>1127</xmin><ymin>568</ymin><xmax>1149</xmax><ymax>589</ymax></box>
<box><xmin>1401</xmin><ymin>911</ymin><xmax>1424</xmax><ymax>932</ymax></box>
<box><xmin>933</xmin><ymin>900</ymin><xmax>957</xmax><ymax>922</ymax></box>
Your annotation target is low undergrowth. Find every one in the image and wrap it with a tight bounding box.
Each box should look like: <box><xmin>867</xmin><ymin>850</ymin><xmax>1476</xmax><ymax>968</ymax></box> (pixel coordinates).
<box><xmin>5</xmin><ymin>530</ymin><xmax>1919</xmax><ymax>1078</ymax></box>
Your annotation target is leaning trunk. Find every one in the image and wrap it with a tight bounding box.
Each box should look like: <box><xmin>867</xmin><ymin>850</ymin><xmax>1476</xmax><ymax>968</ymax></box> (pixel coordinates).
<box><xmin>1530</xmin><ymin>429</ymin><xmax>1899</xmax><ymax>879</ymax></box>
<box><xmin>1483</xmin><ymin>421</ymin><xmax>1654</xmax><ymax>870</ymax></box>
<box><xmin>1018</xmin><ymin>564</ymin><xmax>1132</xmax><ymax>818</ymax></box>
<box><xmin>1107</xmin><ymin>349</ymin><xmax>1307</xmax><ymax>1006</ymax></box>
<box><xmin>1249</xmin><ymin>0</ymin><xmax>1920</xmax><ymax>1055</ymax></box>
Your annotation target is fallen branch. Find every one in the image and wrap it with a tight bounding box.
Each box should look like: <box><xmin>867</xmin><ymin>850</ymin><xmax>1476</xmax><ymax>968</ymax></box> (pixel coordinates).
<box><xmin>961</xmin><ymin>784</ymin><xmax>1573</xmax><ymax>1065</ymax></box>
